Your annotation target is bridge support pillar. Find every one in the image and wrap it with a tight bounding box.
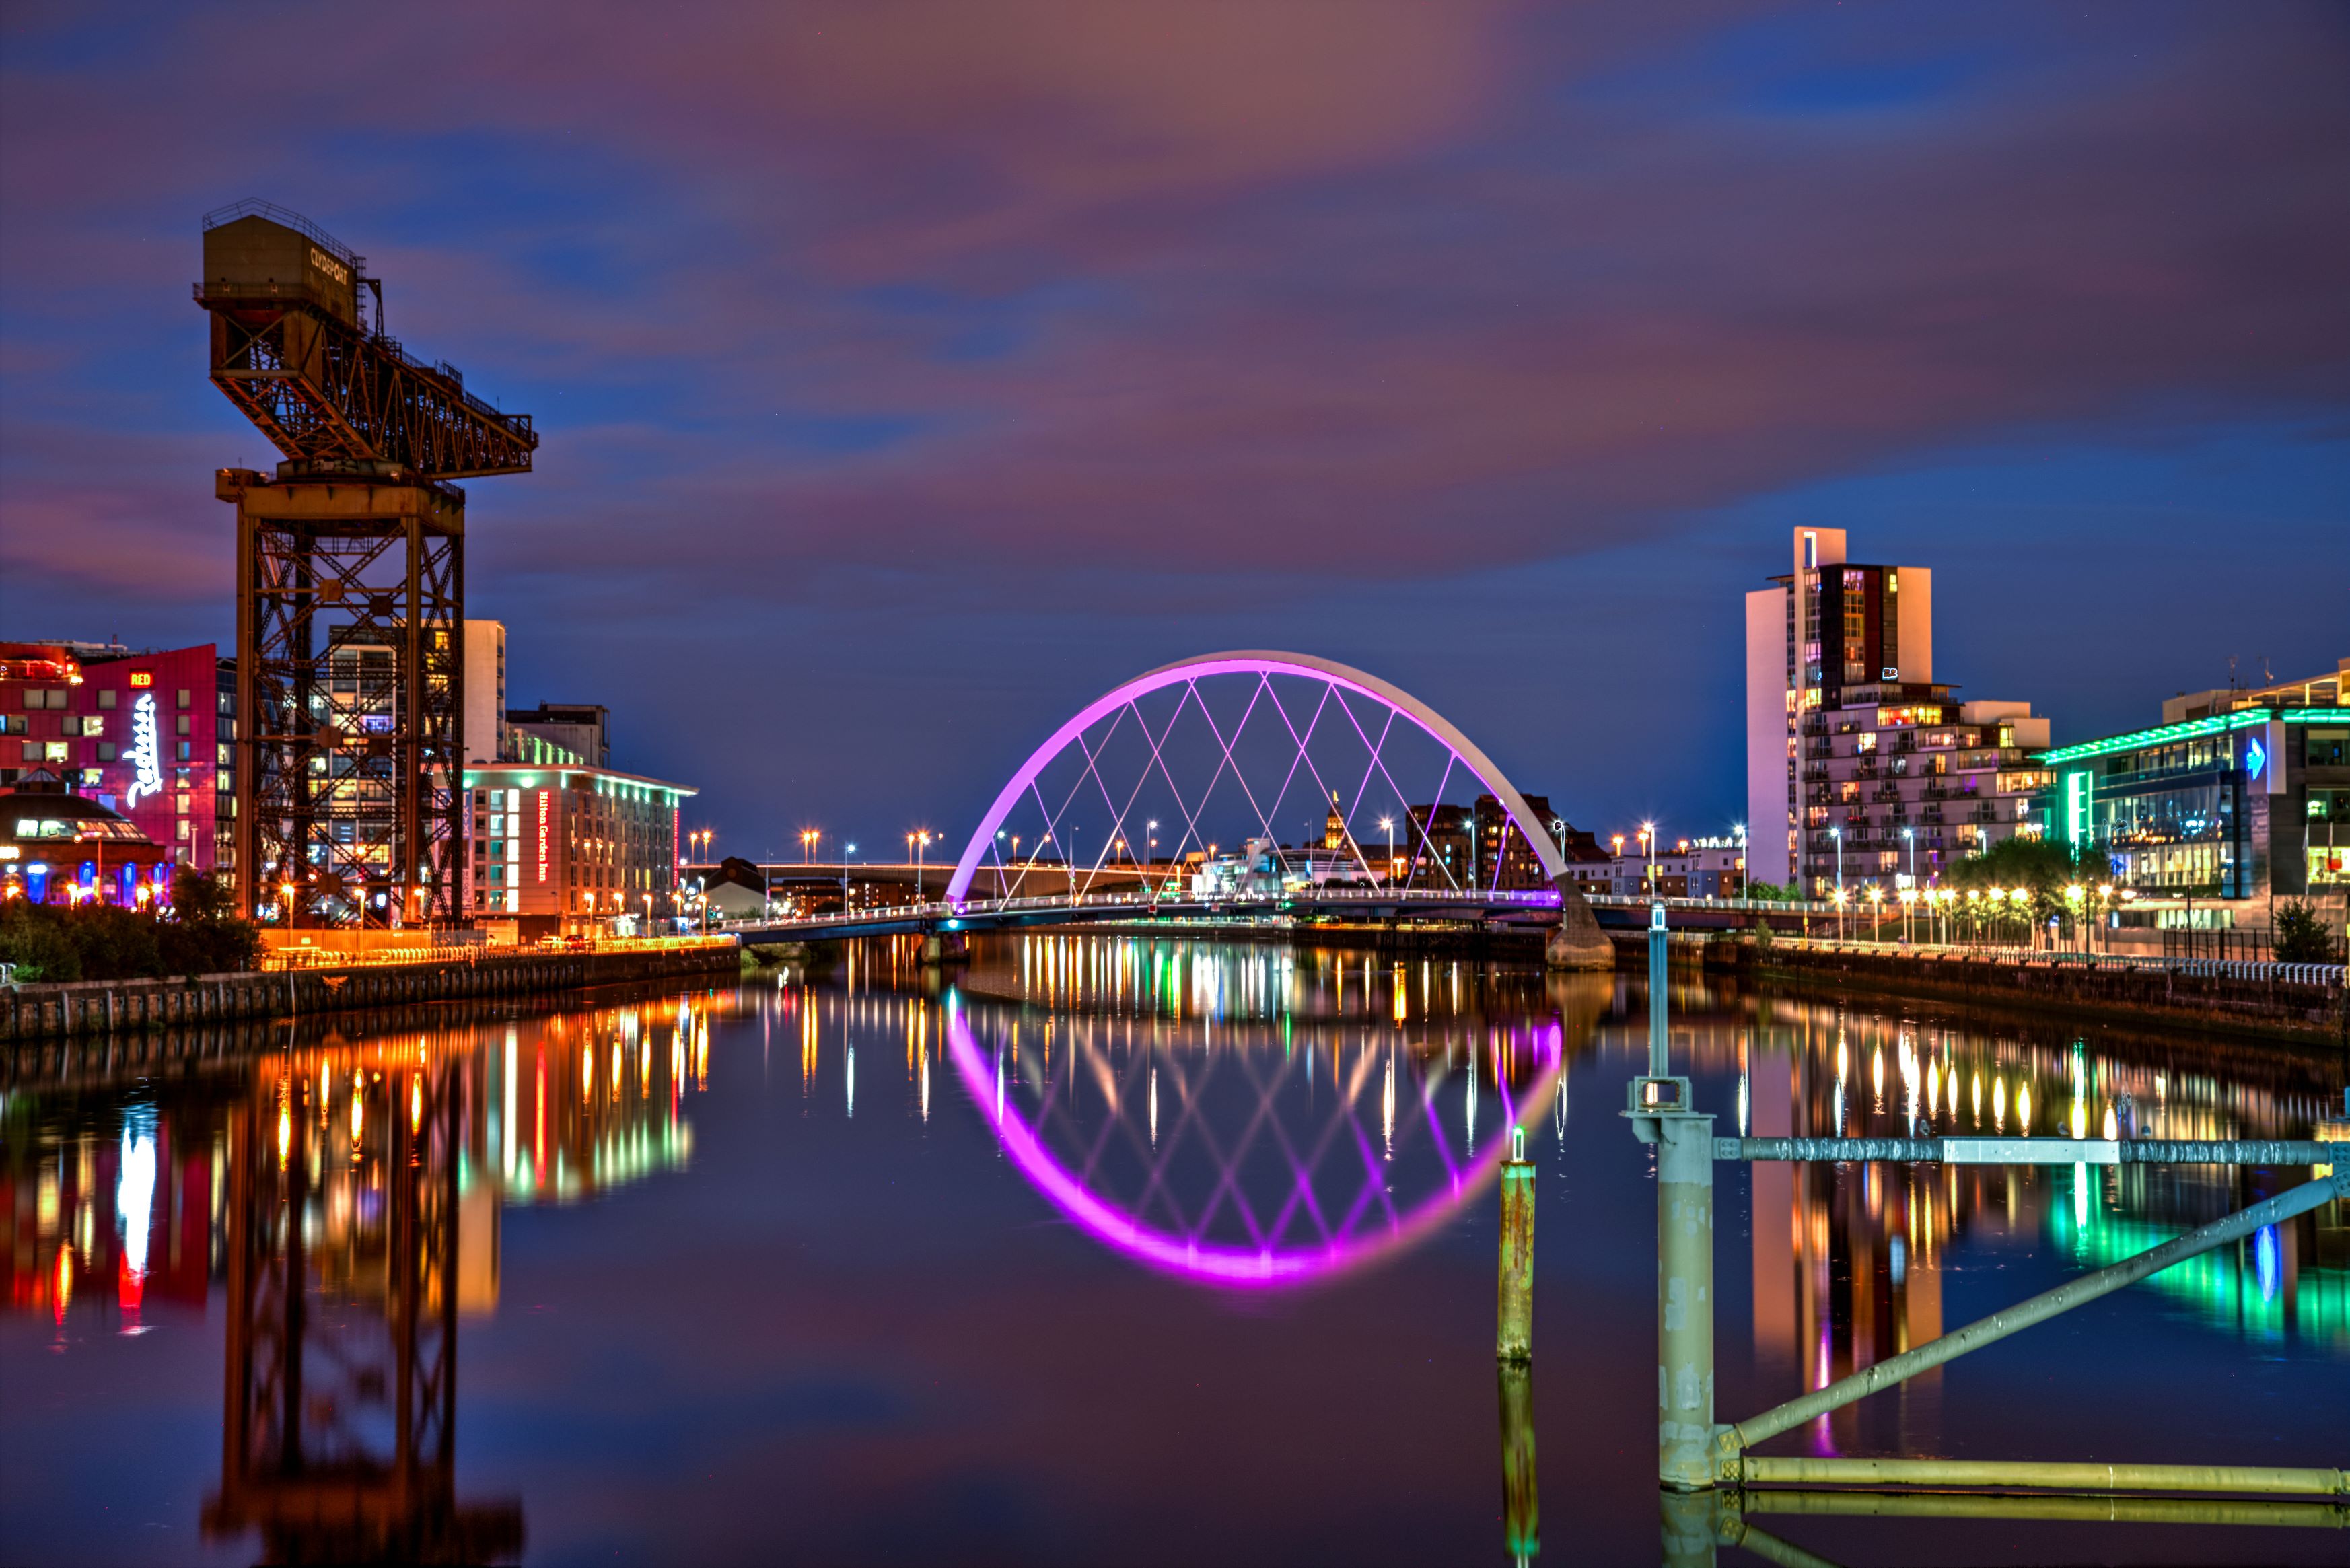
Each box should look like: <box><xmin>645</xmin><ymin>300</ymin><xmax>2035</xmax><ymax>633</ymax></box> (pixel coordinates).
<box><xmin>1545</xmin><ymin>880</ymin><xmax>1615</xmax><ymax>971</ymax></box>
<box><xmin>920</xmin><ymin>930</ymin><xmax>968</xmax><ymax>967</ymax></box>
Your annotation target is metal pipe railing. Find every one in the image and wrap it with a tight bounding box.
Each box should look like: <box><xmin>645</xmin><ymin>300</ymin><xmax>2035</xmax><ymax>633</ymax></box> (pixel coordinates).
<box><xmin>1734</xmin><ymin>1456</ymin><xmax>2348</xmax><ymax>1498</ymax></box>
<box><xmin>1719</xmin><ymin>1137</ymin><xmax>2336</xmax><ymax>1166</ymax></box>
<box><xmin>1737</xmin><ymin>1489</ymin><xmax>2349</xmax><ymax>1528</ymax></box>
<box><xmin>1719</xmin><ymin>1169</ymin><xmax>2350</xmax><ymax>1461</ymax></box>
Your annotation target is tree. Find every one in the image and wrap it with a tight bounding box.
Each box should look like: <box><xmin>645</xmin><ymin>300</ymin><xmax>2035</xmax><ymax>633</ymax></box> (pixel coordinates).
<box><xmin>1947</xmin><ymin>835</ymin><xmax>2112</xmax><ymax>943</ymax></box>
<box><xmin>2273</xmin><ymin>898</ymin><xmax>2344</xmax><ymax>965</ymax></box>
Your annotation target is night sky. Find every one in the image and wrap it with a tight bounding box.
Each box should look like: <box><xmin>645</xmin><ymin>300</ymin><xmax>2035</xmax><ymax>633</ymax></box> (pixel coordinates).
<box><xmin>3</xmin><ymin>3</ymin><xmax>2345</xmax><ymax>859</ymax></box>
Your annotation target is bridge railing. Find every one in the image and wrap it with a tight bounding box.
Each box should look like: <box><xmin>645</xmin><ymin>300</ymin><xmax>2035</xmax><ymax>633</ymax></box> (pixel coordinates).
<box><xmin>1766</xmin><ymin>933</ymin><xmax>2347</xmax><ymax>988</ymax></box>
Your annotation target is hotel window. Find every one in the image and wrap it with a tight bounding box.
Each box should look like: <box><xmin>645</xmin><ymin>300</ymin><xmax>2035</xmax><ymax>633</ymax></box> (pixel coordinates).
<box><xmin>178</xmin><ymin>688</ymin><xmax>192</xmax><ymax>708</ymax></box>
<box><xmin>176</xmin><ymin>715</ymin><xmax>191</xmax><ymax>736</ymax></box>
<box><xmin>176</xmin><ymin>820</ymin><xmax>192</xmax><ymax>842</ymax></box>
<box><xmin>97</xmin><ymin>742</ymin><xmax>117</xmax><ymax>762</ymax></box>
<box><xmin>98</xmin><ymin>690</ymin><xmax>117</xmax><ymax>709</ymax></box>
<box><xmin>176</xmin><ymin>742</ymin><xmax>192</xmax><ymax>762</ymax></box>
<box><xmin>176</xmin><ymin>792</ymin><xmax>191</xmax><ymax>815</ymax></box>
<box><xmin>43</xmin><ymin>742</ymin><xmax>67</xmax><ymax>762</ymax></box>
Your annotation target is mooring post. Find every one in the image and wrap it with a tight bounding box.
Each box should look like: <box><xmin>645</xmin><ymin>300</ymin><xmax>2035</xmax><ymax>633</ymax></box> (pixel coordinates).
<box><xmin>1498</xmin><ymin>1125</ymin><xmax>1535</xmax><ymax>1361</ymax></box>
<box><xmin>1657</xmin><ymin>1109</ymin><xmax>1717</xmax><ymax>1489</ymax></box>
<box><xmin>1648</xmin><ymin>901</ymin><xmax>1668</xmax><ymax>1077</ymax></box>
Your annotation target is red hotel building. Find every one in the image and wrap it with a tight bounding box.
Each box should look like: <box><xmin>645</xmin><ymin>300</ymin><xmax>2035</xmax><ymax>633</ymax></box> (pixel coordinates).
<box><xmin>2</xmin><ymin>642</ymin><xmax>233</xmax><ymax>892</ymax></box>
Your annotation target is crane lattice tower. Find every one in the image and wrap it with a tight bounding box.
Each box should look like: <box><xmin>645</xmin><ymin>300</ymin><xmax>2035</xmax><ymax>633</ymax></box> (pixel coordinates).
<box><xmin>196</xmin><ymin>201</ymin><xmax>536</xmax><ymax>927</ymax></box>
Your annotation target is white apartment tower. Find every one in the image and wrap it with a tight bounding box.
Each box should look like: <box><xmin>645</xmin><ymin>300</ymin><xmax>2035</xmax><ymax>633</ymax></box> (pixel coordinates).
<box><xmin>1746</xmin><ymin>529</ymin><xmax>2049</xmax><ymax>896</ymax></box>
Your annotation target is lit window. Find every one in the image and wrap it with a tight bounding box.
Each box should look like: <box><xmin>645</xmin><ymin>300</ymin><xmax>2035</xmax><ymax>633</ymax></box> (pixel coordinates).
<box><xmin>44</xmin><ymin>742</ymin><xmax>67</xmax><ymax>762</ymax></box>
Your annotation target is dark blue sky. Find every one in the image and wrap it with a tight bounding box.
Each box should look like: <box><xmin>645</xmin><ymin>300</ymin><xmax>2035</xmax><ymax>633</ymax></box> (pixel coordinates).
<box><xmin>3</xmin><ymin>2</ymin><xmax>2344</xmax><ymax>861</ymax></box>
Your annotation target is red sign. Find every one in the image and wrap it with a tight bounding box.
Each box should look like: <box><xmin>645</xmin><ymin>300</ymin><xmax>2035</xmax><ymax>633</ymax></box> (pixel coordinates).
<box><xmin>129</xmin><ymin>671</ymin><xmax>153</xmax><ymax>688</ymax></box>
<box><xmin>536</xmin><ymin>789</ymin><xmax>550</xmax><ymax>884</ymax></box>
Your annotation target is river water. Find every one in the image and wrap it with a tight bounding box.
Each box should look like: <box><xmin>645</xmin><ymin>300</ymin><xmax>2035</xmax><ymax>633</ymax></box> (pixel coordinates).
<box><xmin>3</xmin><ymin>935</ymin><xmax>2345</xmax><ymax>1566</ymax></box>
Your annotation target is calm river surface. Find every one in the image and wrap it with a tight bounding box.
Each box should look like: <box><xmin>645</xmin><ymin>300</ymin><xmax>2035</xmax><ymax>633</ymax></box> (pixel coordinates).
<box><xmin>3</xmin><ymin>936</ymin><xmax>2345</xmax><ymax>1566</ymax></box>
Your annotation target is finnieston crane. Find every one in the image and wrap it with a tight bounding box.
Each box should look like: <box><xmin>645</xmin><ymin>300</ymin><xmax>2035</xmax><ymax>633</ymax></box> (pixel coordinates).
<box><xmin>196</xmin><ymin>201</ymin><xmax>537</xmax><ymax>928</ymax></box>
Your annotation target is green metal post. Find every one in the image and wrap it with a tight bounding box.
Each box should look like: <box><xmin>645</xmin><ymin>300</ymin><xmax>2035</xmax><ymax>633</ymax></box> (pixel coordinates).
<box><xmin>1499</xmin><ymin>1126</ymin><xmax>1534</xmax><ymax>1361</ymax></box>
<box><xmin>1647</xmin><ymin>901</ymin><xmax>1668</xmax><ymax>1077</ymax></box>
<box><xmin>1658</xmin><ymin>1110</ymin><xmax>1717</xmax><ymax>1490</ymax></box>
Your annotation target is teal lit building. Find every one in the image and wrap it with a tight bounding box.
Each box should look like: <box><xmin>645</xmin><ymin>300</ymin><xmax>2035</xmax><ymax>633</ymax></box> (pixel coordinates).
<box><xmin>2034</xmin><ymin>660</ymin><xmax>2348</xmax><ymax>904</ymax></box>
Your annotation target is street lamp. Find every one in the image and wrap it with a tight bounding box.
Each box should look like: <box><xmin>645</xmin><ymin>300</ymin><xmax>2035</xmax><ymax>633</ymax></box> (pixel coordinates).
<box><xmin>841</xmin><ymin>843</ymin><xmax>858</xmax><ymax>915</ymax></box>
<box><xmin>1641</xmin><ymin>820</ymin><xmax>1657</xmax><ymax>902</ymax></box>
<box><xmin>801</xmin><ymin>828</ymin><xmax>819</xmax><ymax>865</ymax></box>
<box><xmin>1830</xmin><ymin>826</ymin><xmax>1845</xmax><ymax>938</ymax></box>
<box><xmin>1379</xmin><ymin>817</ymin><xmax>1395</xmax><ymax>887</ymax></box>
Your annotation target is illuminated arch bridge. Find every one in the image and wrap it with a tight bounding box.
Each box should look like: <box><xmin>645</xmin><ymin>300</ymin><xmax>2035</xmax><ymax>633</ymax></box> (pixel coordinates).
<box><xmin>740</xmin><ymin>651</ymin><xmax>1607</xmax><ymax>942</ymax></box>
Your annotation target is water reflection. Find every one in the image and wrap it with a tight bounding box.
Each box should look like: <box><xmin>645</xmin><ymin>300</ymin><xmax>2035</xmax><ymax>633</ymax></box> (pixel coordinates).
<box><xmin>3</xmin><ymin>991</ymin><xmax>735</xmax><ymax>1564</ymax></box>
<box><xmin>3</xmin><ymin>941</ymin><xmax>2343</xmax><ymax>1565</ymax></box>
<box><xmin>945</xmin><ymin>991</ymin><xmax>1578</xmax><ymax>1287</ymax></box>
<box><xmin>1726</xmin><ymin>991</ymin><xmax>2349</xmax><ymax>1456</ymax></box>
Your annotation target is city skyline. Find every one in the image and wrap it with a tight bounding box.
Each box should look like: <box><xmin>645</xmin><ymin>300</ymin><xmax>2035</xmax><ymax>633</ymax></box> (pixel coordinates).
<box><xmin>4</xmin><ymin>2</ymin><xmax>2345</xmax><ymax>857</ymax></box>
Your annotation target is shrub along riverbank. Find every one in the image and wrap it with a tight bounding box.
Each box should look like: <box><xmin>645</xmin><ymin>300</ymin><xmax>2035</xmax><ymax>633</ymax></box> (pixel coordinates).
<box><xmin>0</xmin><ymin>874</ymin><xmax>260</xmax><ymax>983</ymax></box>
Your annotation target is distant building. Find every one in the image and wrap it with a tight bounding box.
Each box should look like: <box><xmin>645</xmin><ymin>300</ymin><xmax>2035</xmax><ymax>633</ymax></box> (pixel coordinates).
<box><xmin>507</xmin><ymin>702</ymin><xmax>609</xmax><ymax>769</ymax></box>
<box><xmin>1746</xmin><ymin>529</ymin><xmax>2049</xmax><ymax>896</ymax></box>
<box><xmin>1</xmin><ymin>641</ymin><xmax>233</xmax><ymax>891</ymax></box>
<box><xmin>462</xmin><ymin>761</ymin><xmax>695</xmax><ymax>935</ymax></box>
<box><xmin>697</xmin><ymin>857</ymin><xmax>770</xmax><ymax>921</ymax></box>
<box><xmin>1400</xmin><ymin>803</ymin><xmax>1474</xmax><ymax>890</ymax></box>
<box><xmin>2036</xmin><ymin>657</ymin><xmax>2349</xmax><ymax>905</ymax></box>
<box><xmin>0</xmin><ymin>773</ymin><xmax>170</xmax><ymax>904</ymax></box>
<box><xmin>1567</xmin><ymin>832</ymin><xmax>1748</xmax><ymax>900</ymax></box>
<box><xmin>1395</xmin><ymin>794</ymin><xmax>1604</xmax><ymax>891</ymax></box>
<box><xmin>463</xmin><ymin>620</ymin><xmax>509</xmax><ymax>764</ymax></box>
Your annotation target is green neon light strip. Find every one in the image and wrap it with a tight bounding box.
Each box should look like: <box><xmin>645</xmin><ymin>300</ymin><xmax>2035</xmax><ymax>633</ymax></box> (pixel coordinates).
<box><xmin>2037</xmin><ymin>706</ymin><xmax>2349</xmax><ymax>765</ymax></box>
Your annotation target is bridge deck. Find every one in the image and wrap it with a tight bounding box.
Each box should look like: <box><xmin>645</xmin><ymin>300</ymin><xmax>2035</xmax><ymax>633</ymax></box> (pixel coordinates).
<box><xmin>727</xmin><ymin>890</ymin><xmax>1826</xmax><ymax>944</ymax></box>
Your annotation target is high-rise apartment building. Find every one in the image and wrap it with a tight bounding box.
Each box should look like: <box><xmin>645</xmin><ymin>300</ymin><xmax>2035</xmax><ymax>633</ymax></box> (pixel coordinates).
<box><xmin>463</xmin><ymin>620</ymin><xmax>509</xmax><ymax>765</ymax></box>
<box><xmin>1746</xmin><ymin>530</ymin><xmax>2049</xmax><ymax>896</ymax></box>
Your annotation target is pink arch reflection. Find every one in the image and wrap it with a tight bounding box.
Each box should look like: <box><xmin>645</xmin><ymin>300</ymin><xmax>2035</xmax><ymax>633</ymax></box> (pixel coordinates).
<box><xmin>943</xmin><ymin>1000</ymin><xmax>1565</xmax><ymax>1289</ymax></box>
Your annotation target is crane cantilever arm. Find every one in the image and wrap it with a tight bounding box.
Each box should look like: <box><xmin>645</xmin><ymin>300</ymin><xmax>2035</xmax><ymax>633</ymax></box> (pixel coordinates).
<box><xmin>200</xmin><ymin>289</ymin><xmax>536</xmax><ymax>478</ymax></box>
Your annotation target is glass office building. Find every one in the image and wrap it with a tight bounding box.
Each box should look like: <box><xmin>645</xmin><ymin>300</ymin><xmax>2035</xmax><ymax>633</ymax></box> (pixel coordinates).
<box><xmin>2037</xmin><ymin>662</ymin><xmax>2349</xmax><ymax>900</ymax></box>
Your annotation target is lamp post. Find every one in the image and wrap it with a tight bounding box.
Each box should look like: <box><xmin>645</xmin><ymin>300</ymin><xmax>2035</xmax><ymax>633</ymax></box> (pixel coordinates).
<box><xmin>1831</xmin><ymin>826</ymin><xmax>1845</xmax><ymax>938</ymax></box>
<box><xmin>1866</xmin><ymin>884</ymin><xmax>1884</xmax><ymax>940</ymax></box>
<box><xmin>1379</xmin><ymin>817</ymin><xmax>1395</xmax><ymax>888</ymax></box>
<box><xmin>1641</xmin><ymin>820</ymin><xmax>1656</xmax><ymax>900</ymax></box>
<box><xmin>841</xmin><ymin>843</ymin><xmax>857</xmax><ymax>915</ymax></box>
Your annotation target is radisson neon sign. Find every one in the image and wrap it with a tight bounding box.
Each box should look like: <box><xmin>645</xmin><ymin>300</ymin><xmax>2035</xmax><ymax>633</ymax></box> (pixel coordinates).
<box><xmin>124</xmin><ymin>692</ymin><xmax>162</xmax><ymax>808</ymax></box>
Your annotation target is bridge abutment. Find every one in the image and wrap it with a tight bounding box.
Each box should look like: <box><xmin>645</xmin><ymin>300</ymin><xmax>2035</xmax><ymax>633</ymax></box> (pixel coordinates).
<box><xmin>1545</xmin><ymin>881</ymin><xmax>1616</xmax><ymax>971</ymax></box>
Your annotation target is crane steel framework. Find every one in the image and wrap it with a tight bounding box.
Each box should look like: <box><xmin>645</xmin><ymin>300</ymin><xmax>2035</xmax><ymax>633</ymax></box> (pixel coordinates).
<box><xmin>197</xmin><ymin>201</ymin><xmax>536</xmax><ymax>926</ymax></box>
